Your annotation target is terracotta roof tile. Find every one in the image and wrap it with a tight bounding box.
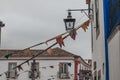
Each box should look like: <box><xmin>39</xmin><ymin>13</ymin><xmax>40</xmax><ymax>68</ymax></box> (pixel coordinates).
<box><xmin>0</xmin><ymin>47</ymin><xmax>78</xmax><ymax>58</ymax></box>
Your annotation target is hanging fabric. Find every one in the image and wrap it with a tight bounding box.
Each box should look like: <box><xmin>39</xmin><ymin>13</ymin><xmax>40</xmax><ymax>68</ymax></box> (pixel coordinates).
<box><xmin>17</xmin><ymin>65</ymin><xmax>23</xmax><ymax>71</ymax></box>
<box><xmin>24</xmin><ymin>48</ymin><xmax>31</xmax><ymax>56</ymax></box>
<box><xmin>69</xmin><ymin>29</ymin><xmax>77</xmax><ymax>40</ymax></box>
<box><xmin>86</xmin><ymin>0</ymin><xmax>91</xmax><ymax>4</ymax></box>
<box><xmin>67</xmin><ymin>63</ymin><xmax>72</xmax><ymax>67</ymax></box>
<box><xmin>81</xmin><ymin>20</ymin><xmax>90</xmax><ymax>32</ymax></box>
<box><xmin>4</xmin><ymin>53</ymin><xmax>12</xmax><ymax>59</ymax></box>
<box><xmin>56</xmin><ymin>35</ymin><xmax>65</xmax><ymax>48</ymax></box>
<box><xmin>47</xmin><ymin>48</ymin><xmax>53</xmax><ymax>55</ymax></box>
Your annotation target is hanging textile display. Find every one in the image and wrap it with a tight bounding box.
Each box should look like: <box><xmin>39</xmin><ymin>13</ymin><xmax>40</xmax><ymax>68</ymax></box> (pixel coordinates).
<box><xmin>4</xmin><ymin>53</ymin><xmax>12</xmax><ymax>59</ymax></box>
<box><xmin>24</xmin><ymin>48</ymin><xmax>31</xmax><ymax>56</ymax></box>
<box><xmin>17</xmin><ymin>65</ymin><xmax>23</xmax><ymax>71</ymax></box>
<box><xmin>47</xmin><ymin>48</ymin><xmax>53</xmax><ymax>55</ymax></box>
<box><xmin>86</xmin><ymin>0</ymin><xmax>91</xmax><ymax>4</ymax></box>
<box><xmin>56</xmin><ymin>35</ymin><xmax>65</xmax><ymax>47</ymax></box>
<box><xmin>81</xmin><ymin>20</ymin><xmax>90</xmax><ymax>32</ymax></box>
<box><xmin>69</xmin><ymin>29</ymin><xmax>77</xmax><ymax>40</ymax></box>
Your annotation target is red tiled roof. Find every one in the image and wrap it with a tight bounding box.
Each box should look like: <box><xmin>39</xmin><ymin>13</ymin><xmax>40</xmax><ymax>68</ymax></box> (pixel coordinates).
<box><xmin>0</xmin><ymin>47</ymin><xmax>79</xmax><ymax>58</ymax></box>
<box><xmin>0</xmin><ymin>47</ymin><xmax>91</xmax><ymax>68</ymax></box>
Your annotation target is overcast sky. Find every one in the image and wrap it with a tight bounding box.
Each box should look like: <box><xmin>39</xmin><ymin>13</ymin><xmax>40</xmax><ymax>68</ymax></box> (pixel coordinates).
<box><xmin>0</xmin><ymin>0</ymin><xmax>91</xmax><ymax>59</ymax></box>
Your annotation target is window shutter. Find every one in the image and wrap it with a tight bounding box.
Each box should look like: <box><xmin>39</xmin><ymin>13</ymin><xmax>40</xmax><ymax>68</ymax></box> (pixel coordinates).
<box><xmin>10</xmin><ymin>70</ymin><xmax>16</xmax><ymax>78</ymax></box>
<box><xmin>28</xmin><ymin>71</ymin><xmax>32</xmax><ymax>78</ymax></box>
<box><xmin>37</xmin><ymin>71</ymin><xmax>40</xmax><ymax>78</ymax></box>
<box><xmin>8</xmin><ymin>62</ymin><xmax>17</xmax><ymax>79</ymax></box>
<box><xmin>59</xmin><ymin>63</ymin><xmax>70</xmax><ymax>79</ymax></box>
<box><xmin>34</xmin><ymin>71</ymin><xmax>38</xmax><ymax>78</ymax></box>
<box><xmin>59</xmin><ymin>65</ymin><xmax>62</xmax><ymax>73</ymax></box>
<box><xmin>6</xmin><ymin>71</ymin><xmax>10</xmax><ymax>78</ymax></box>
<box><xmin>64</xmin><ymin>64</ymin><xmax>67</xmax><ymax>73</ymax></box>
<box><xmin>30</xmin><ymin>62</ymin><xmax>40</xmax><ymax>79</ymax></box>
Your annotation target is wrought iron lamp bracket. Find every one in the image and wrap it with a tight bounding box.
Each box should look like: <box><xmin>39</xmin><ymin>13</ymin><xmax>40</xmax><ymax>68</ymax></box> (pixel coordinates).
<box><xmin>67</xmin><ymin>9</ymin><xmax>93</xmax><ymax>19</ymax></box>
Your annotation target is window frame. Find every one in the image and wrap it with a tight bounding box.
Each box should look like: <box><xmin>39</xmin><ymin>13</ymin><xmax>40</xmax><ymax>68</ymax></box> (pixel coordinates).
<box><xmin>29</xmin><ymin>61</ymin><xmax>40</xmax><ymax>79</ymax></box>
<box><xmin>98</xmin><ymin>70</ymin><xmax>101</xmax><ymax>80</ymax></box>
<box><xmin>7</xmin><ymin>62</ymin><xmax>17</xmax><ymax>79</ymax></box>
<box><xmin>95</xmin><ymin>0</ymin><xmax>100</xmax><ymax>39</ymax></box>
<box><xmin>58</xmin><ymin>63</ymin><xmax>70</xmax><ymax>79</ymax></box>
<box><xmin>94</xmin><ymin>71</ymin><xmax>97</xmax><ymax>80</ymax></box>
<box><xmin>93</xmin><ymin>61</ymin><xmax>97</xmax><ymax>70</ymax></box>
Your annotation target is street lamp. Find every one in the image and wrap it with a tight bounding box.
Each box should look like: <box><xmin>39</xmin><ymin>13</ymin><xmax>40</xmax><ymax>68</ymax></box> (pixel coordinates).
<box><xmin>0</xmin><ymin>21</ymin><xmax>5</xmax><ymax>27</ymax></box>
<box><xmin>0</xmin><ymin>20</ymin><xmax>5</xmax><ymax>47</ymax></box>
<box><xmin>63</xmin><ymin>11</ymin><xmax>76</xmax><ymax>31</ymax></box>
<box><xmin>63</xmin><ymin>8</ymin><xmax>92</xmax><ymax>31</ymax></box>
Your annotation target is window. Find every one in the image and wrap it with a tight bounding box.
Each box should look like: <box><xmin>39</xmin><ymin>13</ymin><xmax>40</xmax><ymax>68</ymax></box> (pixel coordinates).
<box><xmin>93</xmin><ymin>61</ymin><xmax>97</xmax><ymax>70</ymax></box>
<box><xmin>6</xmin><ymin>62</ymin><xmax>17</xmax><ymax>79</ymax></box>
<box><xmin>29</xmin><ymin>61</ymin><xmax>40</xmax><ymax>79</ymax></box>
<box><xmin>60</xmin><ymin>63</ymin><xmax>68</xmax><ymax>73</ymax></box>
<box><xmin>102</xmin><ymin>63</ymin><xmax>104</xmax><ymax>75</ymax></box>
<box><xmin>58</xmin><ymin>63</ymin><xmax>70</xmax><ymax>79</ymax></box>
<box><xmin>94</xmin><ymin>71</ymin><xmax>97</xmax><ymax>80</ymax></box>
<box><xmin>95</xmin><ymin>0</ymin><xmax>100</xmax><ymax>39</ymax></box>
<box><xmin>98</xmin><ymin>70</ymin><xmax>101</xmax><ymax>80</ymax></box>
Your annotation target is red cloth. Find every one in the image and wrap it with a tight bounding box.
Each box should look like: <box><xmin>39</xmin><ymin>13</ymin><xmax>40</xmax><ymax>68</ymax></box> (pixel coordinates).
<box><xmin>56</xmin><ymin>35</ymin><xmax>64</xmax><ymax>47</ymax></box>
<box><xmin>69</xmin><ymin>29</ymin><xmax>77</xmax><ymax>40</ymax></box>
<box><xmin>86</xmin><ymin>0</ymin><xmax>91</xmax><ymax>4</ymax></box>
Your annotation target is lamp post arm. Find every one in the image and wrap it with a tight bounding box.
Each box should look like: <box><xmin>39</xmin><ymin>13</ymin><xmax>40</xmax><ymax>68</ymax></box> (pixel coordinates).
<box><xmin>67</xmin><ymin>9</ymin><xmax>93</xmax><ymax>18</ymax></box>
<box><xmin>81</xmin><ymin>10</ymin><xmax>89</xmax><ymax>18</ymax></box>
<box><xmin>67</xmin><ymin>9</ymin><xmax>92</xmax><ymax>12</ymax></box>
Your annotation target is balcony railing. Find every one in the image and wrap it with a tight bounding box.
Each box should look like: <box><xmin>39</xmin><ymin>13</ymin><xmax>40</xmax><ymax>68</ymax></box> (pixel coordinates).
<box><xmin>28</xmin><ymin>71</ymin><xmax>40</xmax><ymax>79</ymax></box>
<box><xmin>6</xmin><ymin>71</ymin><xmax>18</xmax><ymax>79</ymax></box>
<box><xmin>57</xmin><ymin>72</ymin><xmax>70</xmax><ymax>79</ymax></box>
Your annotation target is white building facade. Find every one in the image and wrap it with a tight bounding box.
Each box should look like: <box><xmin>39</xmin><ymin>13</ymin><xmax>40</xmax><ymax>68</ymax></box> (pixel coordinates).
<box><xmin>90</xmin><ymin>0</ymin><xmax>120</xmax><ymax>80</ymax></box>
<box><xmin>0</xmin><ymin>58</ymin><xmax>74</xmax><ymax>80</ymax></box>
<box><xmin>0</xmin><ymin>47</ymin><xmax>90</xmax><ymax>80</ymax></box>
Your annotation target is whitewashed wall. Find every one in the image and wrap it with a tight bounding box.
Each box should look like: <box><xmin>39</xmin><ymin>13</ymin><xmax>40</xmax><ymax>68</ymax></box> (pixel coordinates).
<box><xmin>91</xmin><ymin>0</ymin><xmax>106</xmax><ymax>80</ymax></box>
<box><xmin>91</xmin><ymin>0</ymin><xmax>120</xmax><ymax>80</ymax></box>
<box><xmin>0</xmin><ymin>57</ymin><xmax>75</xmax><ymax>80</ymax></box>
<box><xmin>108</xmin><ymin>29</ymin><xmax>120</xmax><ymax>80</ymax></box>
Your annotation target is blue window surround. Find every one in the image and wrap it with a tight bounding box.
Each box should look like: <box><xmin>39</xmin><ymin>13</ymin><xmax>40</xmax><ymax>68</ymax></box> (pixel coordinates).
<box><xmin>109</xmin><ymin>0</ymin><xmax>120</xmax><ymax>32</ymax></box>
<box><xmin>103</xmin><ymin>0</ymin><xmax>109</xmax><ymax>80</ymax></box>
<box><xmin>101</xmin><ymin>0</ymin><xmax>119</xmax><ymax>80</ymax></box>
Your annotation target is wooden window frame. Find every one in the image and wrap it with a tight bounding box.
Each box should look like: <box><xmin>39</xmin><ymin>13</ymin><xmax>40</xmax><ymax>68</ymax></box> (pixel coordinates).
<box><xmin>98</xmin><ymin>70</ymin><xmax>101</xmax><ymax>80</ymax></box>
<box><xmin>7</xmin><ymin>62</ymin><xmax>17</xmax><ymax>79</ymax></box>
<box><xmin>29</xmin><ymin>62</ymin><xmax>40</xmax><ymax>79</ymax></box>
<box><xmin>95</xmin><ymin>0</ymin><xmax>100</xmax><ymax>39</ymax></box>
<box><xmin>58</xmin><ymin>63</ymin><xmax>70</xmax><ymax>79</ymax></box>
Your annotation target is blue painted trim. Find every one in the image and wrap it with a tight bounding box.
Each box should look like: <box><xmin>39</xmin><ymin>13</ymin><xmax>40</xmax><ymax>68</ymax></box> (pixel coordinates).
<box><xmin>103</xmin><ymin>0</ymin><xmax>109</xmax><ymax>80</ymax></box>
